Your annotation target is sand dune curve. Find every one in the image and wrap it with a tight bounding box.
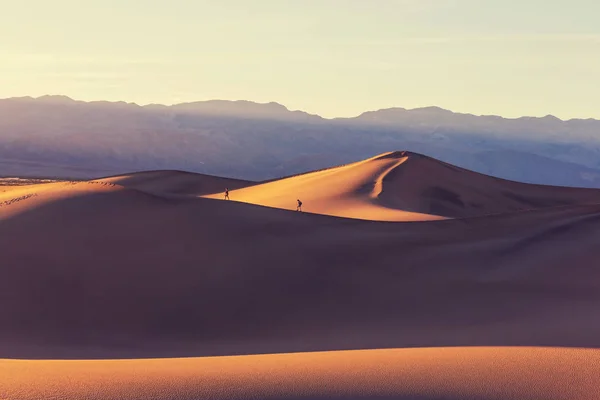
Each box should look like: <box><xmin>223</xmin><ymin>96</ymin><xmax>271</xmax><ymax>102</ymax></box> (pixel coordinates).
<box><xmin>98</xmin><ymin>170</ymin><xmax>255</xmax><ymax>196</ymax></box>
<box><xmin>204</xmin><ymin>151</ymin><xmax>600</xmax><ymax>220</ymax></box>
<box><xmin>205</xmin><ymin>151</ymin><xmax>442</xmax><ymax>221</ymax></box>
<box><xmin>0</xmin><ymin>179</ymin><xmax>128</xmax><ymax>218</ymax></box>
<box><xmin>378</xmin><ymin>151</ymin><xmax>600</xmax><ymax>217</ymax></box>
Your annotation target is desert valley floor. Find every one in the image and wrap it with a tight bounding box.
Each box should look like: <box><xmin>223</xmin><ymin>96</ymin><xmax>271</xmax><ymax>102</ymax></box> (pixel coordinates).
<box><xmin>2</xmin><ymin>151</ymin><xmax>600</xmax><ymax>399</ymax></box>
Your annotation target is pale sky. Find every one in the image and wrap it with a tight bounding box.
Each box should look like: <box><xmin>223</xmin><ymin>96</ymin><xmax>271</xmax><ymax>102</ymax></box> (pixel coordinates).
<box><xmin>2</xmin><ymin>0</ymin><xmax>599</xmax><ymax>119</ymax></box>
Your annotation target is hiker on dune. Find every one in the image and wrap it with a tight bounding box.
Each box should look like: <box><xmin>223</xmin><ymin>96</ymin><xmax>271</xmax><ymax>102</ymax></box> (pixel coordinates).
<box><xmin>296</xmin><ymin>199</ymin><xmax>302</xmax><ymax>212</ymax></box>
<box><xmin>224</xmin><ymin>188</ymin><xmax>229</xmax><ymax>200</ymax></box>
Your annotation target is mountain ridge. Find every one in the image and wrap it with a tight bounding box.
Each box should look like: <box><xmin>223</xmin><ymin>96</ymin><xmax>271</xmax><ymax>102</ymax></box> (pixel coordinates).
<box><xmin>2</xmin><ymin>95</ymin><xmax>600</xmax><ymax>187</ymax></box>
<box><xmin>2</xmin><ymin>95</ymin><xmax>597</xmax><ymax>123</ymax></box>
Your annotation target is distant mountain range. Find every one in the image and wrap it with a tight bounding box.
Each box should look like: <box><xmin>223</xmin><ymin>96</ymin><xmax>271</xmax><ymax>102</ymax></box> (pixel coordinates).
<box><xmin>1</xmin><ymin>95</ymin><xmax>600</xmax><ymax>188</ymax></box>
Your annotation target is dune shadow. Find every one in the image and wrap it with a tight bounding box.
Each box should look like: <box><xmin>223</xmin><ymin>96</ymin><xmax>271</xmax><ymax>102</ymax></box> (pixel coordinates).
<box><xmin>2</xmin><ymin>186</ymin><xmax>600</xmax><ymax>359</ymax></box>
<box><xmin>94</xmin><ymin>170</ymin><xmax>257</xmax><ymax>197</ymax></box>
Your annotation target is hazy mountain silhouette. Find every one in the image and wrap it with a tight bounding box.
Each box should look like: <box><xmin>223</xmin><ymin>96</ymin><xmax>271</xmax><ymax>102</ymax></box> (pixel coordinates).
<box><xmin>1</xmin><ymin>96</ymin><xmax>600</xmax><ymax>187</ymax></box>
<box><xmin>347</xmin><ymin>106</ymin><xmax>599</xmax><ymax>141</ymax></box>
<box><xmin>170</xmin><ymin>100</ymin><xmax>323</xmax><ymax>122</ymax></box>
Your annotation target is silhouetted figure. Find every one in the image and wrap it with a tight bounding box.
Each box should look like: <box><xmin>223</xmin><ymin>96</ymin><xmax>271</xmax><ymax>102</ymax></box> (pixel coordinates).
<box><xmin>224</xmin><ymin>188</ymin><xmax>229</xmax><ymax>200</ymax></box>
<box><xmin>296</xmin><ymin>199</ymin><xmax>302</xmax><ymax>212</ymax></box>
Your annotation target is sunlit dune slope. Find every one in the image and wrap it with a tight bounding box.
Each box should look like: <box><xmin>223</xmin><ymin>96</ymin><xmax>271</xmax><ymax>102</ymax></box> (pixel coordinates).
<box><xmin>97</xmin><ymin>170</ymin><xmax>255</xmax><ymax>196</ymax></box>
<box><xmin>205</xmin><ymin>151</ymin><xmax>442</xmax><ymax>221</ymax></box>
<box><xmin>205</xmin><ymin>151</ymin><xmax>600</xmax><ymax>220</ymax></box>
<box><xmin>0</xmin><ymin>184</ymin><xmax>36</xmax><ymax>194</ymax></box>
<box><xmin>2</xmin><ymin>179</ymin><xmax>600</xmax><ymax>358</ymax></box>
<box><xmin>0</xmin><ymin>178</ymin><xmax>63</xmax><ymax>194</ymax></box>
<box><xmin>0</xmin><ymin>180</ymin><xmax>132</xmax><ymax>218</ymax></box>
<box><xmin>2</xmin><ymin>347</ymin><xmax>599</xmax><ymax>400</ymax></box>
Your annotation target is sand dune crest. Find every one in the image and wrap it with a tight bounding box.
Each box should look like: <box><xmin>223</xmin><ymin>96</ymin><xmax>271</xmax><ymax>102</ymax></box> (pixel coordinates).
<box><xmin>98</xmin><ymin>170</ymin><xmax>255</xmax><ymax>196</ymax></box>
<box><xmin>204</xmin><ymin>151</ymin><xmax>600</xmax><ymax>221</ymax></box>
<box><xmin>204</xmin><ymin>151</ymin><xmax>443</xmax><ymax>221</ymax></box>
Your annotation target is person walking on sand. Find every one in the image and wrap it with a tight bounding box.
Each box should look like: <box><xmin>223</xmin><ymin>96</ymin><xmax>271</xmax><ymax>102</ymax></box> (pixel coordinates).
<box><xmin>224</xmin><ymin>188</ymin><xmax>229</xmax><ymax>200</ymax></box>
<box><xmin>296</xmin><ymin>199</ymin><xmax>302</xmax><ymax>212</ymax></box>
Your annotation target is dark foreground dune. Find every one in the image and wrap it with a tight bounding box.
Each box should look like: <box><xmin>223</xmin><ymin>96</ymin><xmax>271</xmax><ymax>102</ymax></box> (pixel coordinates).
<box><xmin>1</xmin><ymin>151</ymin><xmax>600</xmax><ymax>399</ymax></box>
<box><xmin>2</xmin><ymin>182</ymin><xmax>600</xmax><ymax>357</ymax></box>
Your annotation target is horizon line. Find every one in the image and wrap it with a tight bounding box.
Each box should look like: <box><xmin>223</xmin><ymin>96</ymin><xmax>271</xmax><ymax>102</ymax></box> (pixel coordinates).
<box><xmin>2</xmin><ymin>94</ymin><xmax>599</xmax><ymax>123</ymax></box>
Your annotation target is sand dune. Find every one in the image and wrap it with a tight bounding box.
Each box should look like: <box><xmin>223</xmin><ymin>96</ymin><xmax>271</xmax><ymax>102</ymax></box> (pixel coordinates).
<box><xmin>383</xmin><ymin>151</ymin><xmax>600</xmax><ymax>217</ymax></box>
<box><xmin>204</xmin><ymin>151</ymin><xmax>442</xmax><ymax>221</ymax></box>
<box><xmin>98</xmin><ymin>170</ymin><xmax>255</xmax><ymax>196</ymax></box>
<box><xmin>2</xmin><ymin>347</ymin><xmax>599</xmax><ymax>400</ymax></box>
<box><xmin>2</xmin><ymin>152</ymin><xmax>600</xmax><ymax>398</ymax></box>
<box><xmin>205</xmin><ymin>151</ymin><xmax>600</xmax><ymax>220</ymax></box>
<box><xmin>0</xmin><ymin>180</ymin><xmax>130</xmax><ymax>219</ymax></box>
<box><xmin>2</xmin><ymin>182</ymin><xmax>600</xmax><ymax>358</ymax></box>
